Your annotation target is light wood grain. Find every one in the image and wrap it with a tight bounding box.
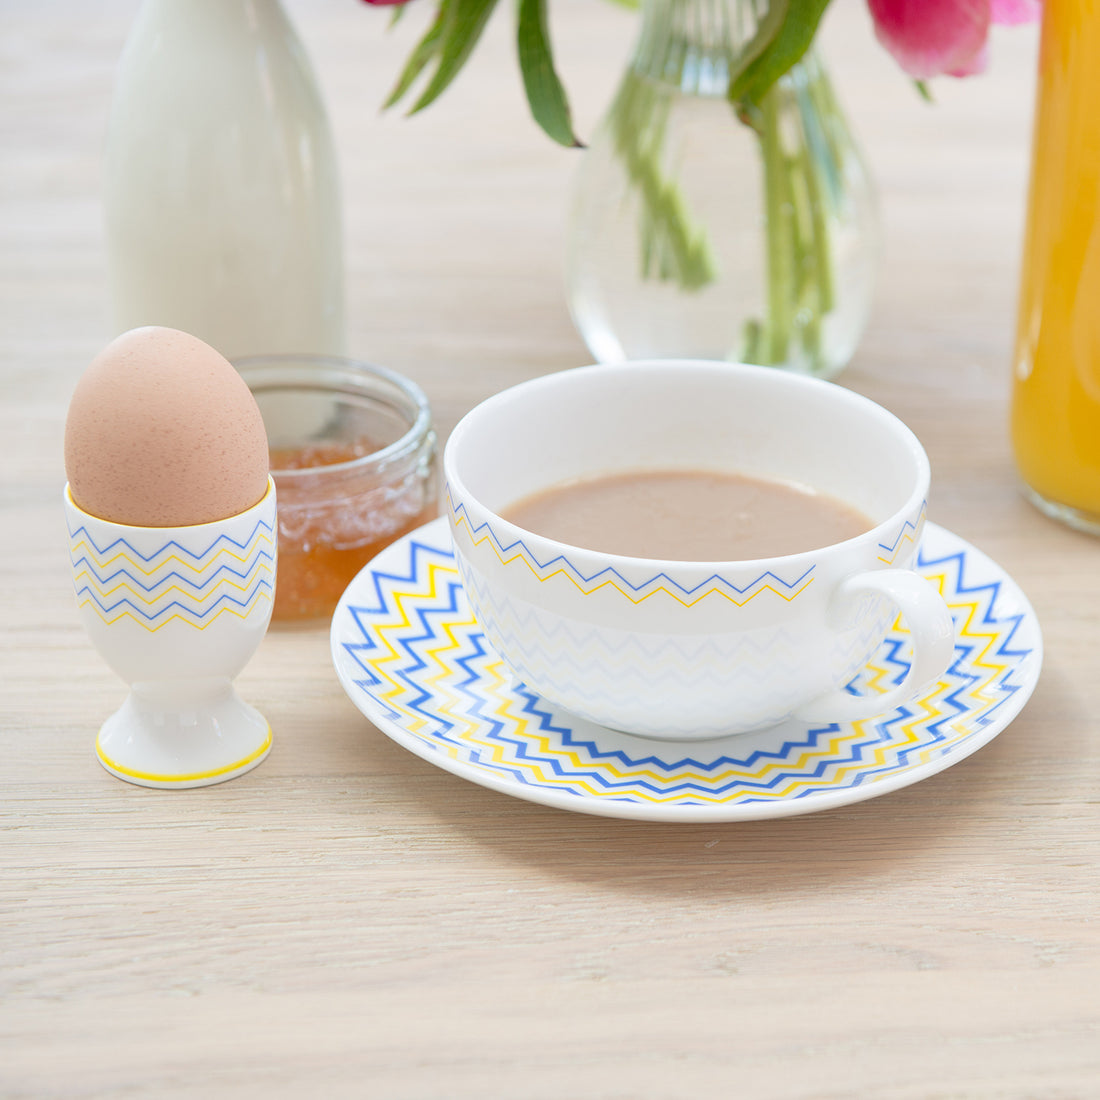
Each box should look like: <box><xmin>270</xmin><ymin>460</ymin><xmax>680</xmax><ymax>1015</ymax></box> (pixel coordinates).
<box><xmin>2</xmin><ymin>1</ymin><xmax>1097</xmax><ymax>1096</ymax></box>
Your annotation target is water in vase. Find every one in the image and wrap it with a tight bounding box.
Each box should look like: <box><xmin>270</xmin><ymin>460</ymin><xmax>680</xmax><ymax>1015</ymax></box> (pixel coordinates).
<box><xmin>565</xmin><ymin>0</ymin><xmax>879</xmax><ymax>379</ymax></box>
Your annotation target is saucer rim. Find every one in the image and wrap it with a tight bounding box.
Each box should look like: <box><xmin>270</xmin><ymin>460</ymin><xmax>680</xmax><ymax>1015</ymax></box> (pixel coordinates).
<box><xmin>330</xmin><ymin>517</ymin><xmax>1043</xmax><ymax>823</ymax></box>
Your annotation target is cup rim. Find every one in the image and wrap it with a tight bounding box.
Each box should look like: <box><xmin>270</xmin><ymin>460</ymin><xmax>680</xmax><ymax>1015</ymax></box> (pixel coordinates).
<box><xmin>443</xmin><ymin>360</ymin><xmax>930</xmax><ymax>572</ymax></box>
<box><xmin>232</xmin><ymin>354</ymin><xmax>434</xmax><ymax>481</ymax></box>
<box><xmin>64</xmin><ymin>476</ymin><xmax>276</xmax><ymax>534</ymax></box>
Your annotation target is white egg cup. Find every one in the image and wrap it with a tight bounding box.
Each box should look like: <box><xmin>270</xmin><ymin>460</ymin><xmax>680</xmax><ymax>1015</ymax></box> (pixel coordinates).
<box><xmin>65</xmin><ymin>479</ymin><xmax>277</xmax><ymax>788</ymax></box>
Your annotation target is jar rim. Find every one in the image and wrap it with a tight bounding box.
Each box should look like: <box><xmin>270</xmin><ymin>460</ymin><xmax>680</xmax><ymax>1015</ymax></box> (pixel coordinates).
<box><xmin>233</xmin><ymin>354</ymin><xmax>434</xmax><ymax>481</ymax></box>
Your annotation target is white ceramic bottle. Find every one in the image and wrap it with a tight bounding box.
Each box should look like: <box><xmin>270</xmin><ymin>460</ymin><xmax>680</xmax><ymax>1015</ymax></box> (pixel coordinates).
<box><xmin>103</xmin><ymin>0</ymin><xmax>346</xmax><ymax>359</ymax></box>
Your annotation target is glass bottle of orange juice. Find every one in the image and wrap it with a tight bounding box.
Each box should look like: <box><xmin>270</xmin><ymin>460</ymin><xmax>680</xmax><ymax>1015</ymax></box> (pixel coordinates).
<box><xmin>1012</xmin><ymin>0</ymin><xmax>1100</xmax><ymax>533</ymax></box>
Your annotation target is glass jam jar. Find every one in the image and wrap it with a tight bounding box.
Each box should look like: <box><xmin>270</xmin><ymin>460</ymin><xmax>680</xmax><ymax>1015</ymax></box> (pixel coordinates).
<box><xmin>235</xmin><ymin>355</ymin><xmax>438</xmax><ymax>623</ymax></box>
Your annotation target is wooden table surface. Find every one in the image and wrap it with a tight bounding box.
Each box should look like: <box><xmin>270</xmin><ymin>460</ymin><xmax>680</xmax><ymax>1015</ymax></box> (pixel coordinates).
<box><xmin>3</xmin><ymin>1</ymin><xmax>1098</xmax><ymax>1095</ymax></box>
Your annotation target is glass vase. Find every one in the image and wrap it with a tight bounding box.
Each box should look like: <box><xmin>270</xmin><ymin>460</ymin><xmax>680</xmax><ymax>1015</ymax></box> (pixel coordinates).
<box><xmin>103</xmin><ymin>0</ymin><xmax>345</xmax><ymax>360</ymax></box>
<box><xmin>565</xmin><ymin>0</ymin><xmax>879</xmax><ymax>377</ymax></box>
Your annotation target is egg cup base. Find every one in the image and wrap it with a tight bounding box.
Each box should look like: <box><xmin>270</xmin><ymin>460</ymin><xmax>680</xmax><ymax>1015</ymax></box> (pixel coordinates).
<box><xmin>95</xmin><ymin>687</ymin><xmax>272</xmax><ymax>789</ymax></box>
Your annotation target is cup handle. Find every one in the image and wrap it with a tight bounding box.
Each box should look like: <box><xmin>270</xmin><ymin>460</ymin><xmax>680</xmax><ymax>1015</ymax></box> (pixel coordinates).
<box><xmin>792</xmin><ymin>569</ymin><xmax>956</xmax><ymax>724</ymax></box>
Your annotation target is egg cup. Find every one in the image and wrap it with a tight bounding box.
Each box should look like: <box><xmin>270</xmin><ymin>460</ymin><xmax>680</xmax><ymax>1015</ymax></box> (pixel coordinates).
<box><xmin>65</xmin><ymin>479</ymin><xmax>277</xmax><ymax>788</ymax></box>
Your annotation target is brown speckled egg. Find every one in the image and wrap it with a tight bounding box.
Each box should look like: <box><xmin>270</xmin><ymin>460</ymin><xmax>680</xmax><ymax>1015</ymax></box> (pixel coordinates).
<box><xmin>65</xmin><ymin>327</ymin><xmax>270</xmax><ymax>527</ymax></box>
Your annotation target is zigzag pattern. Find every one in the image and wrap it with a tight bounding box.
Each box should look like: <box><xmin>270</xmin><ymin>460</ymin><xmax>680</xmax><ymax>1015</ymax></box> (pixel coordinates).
<box><xmin>460</xmin><ymin>564</ymin><xmax>812</xmax><ymax>734</ymax></box>
<box><xmin>876</xmin><ymin>499</ymin><xmax>927</xmax><ymax>565</ymax></box>
<box><xmin>460</xmin><ymin>559</ymin><xmax>899</xmax><ymax>725</ymax></box>
<box><xmin>446</xmin><ymin>485</ymin><xmax>814</xmax><ymax>607</ymax></box>
<box><xmin>335</xmin><ymin>521</ymin><xmax>1039</xmax><ymax>811</ymax></box>
<box><xmin>69</xmin><ymin>517</ymin><xmax>275</xmax><ymax>630</ymax></box>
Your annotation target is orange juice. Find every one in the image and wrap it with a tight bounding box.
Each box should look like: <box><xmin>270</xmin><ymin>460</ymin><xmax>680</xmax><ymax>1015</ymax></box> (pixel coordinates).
<box><xmin>1012</xmin><ymin>0</ymin><xmax>1100</xmax><ymax>529</ymax></box>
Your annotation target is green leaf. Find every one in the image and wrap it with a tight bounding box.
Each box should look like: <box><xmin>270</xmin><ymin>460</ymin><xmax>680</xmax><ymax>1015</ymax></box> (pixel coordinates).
<box><xmin>729</xmin><ymin>0</ymin><xmax>832</xmax><ymax>111</ymax></box>
<box><xmin>517</xmin><ymin>0</ymin><xmax>582</xmax><ymax>147</ymax></box>
<box><xmin>409</xmin><ymin>0</ymin><xmax>502</xmax><ymax>114</ymax></box>
<box><xmin>383</xmin><ymin>7</ymin><xmax>446</xmax><ymax>109</ymax></box>
<box><xmin>727</xmin><ymin>0</ymin><xmax>789</xmax><ymax>90</ymax></box>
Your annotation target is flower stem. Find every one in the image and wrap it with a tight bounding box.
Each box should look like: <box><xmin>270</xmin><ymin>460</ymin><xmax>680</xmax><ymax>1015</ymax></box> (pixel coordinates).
<box><xmin>760</xmin><ymin>87</ymin><xmax>794</xmax><ymax>364</ymax></box>
<box><xmin>749</xmin><ymin>58</ymin><xmax>840</xmax><ymax>373</ymax></box>
<box><xmin>607</xmin><ymin>52</ymin><xmax>719</xmax><ymax>289</ymax></box>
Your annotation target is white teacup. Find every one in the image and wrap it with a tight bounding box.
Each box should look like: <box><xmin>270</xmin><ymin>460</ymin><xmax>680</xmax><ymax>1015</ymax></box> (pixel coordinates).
<box><xmin>443</xmin><ymin>360</ymin><xmax>955</xmax><ymax>741</ymax></box>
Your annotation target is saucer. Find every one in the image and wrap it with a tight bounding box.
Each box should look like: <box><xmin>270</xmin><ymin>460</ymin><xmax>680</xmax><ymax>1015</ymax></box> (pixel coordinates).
<box><xmin>331</xmin><ymin>518</ymin><xmax>1042</xmax><ymax>823</ymax></box>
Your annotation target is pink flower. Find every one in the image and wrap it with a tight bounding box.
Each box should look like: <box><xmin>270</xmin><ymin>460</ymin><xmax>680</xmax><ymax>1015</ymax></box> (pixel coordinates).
<box><xmin>990</xmin><ymin>0</ymin><xmax>1042</xmax><ymax>25</ymax></box>
<box><xmin>867</xmin><ymin>0</ymin><xmax>1040</xmax><ymax>80</ymax></box>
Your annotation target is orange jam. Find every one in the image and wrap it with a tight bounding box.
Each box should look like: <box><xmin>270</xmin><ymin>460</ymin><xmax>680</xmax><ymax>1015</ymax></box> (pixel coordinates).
<box><xmin>269</xmin><ymin>439</ymin><xmax>438</xmax><ymax>623</ymax></box>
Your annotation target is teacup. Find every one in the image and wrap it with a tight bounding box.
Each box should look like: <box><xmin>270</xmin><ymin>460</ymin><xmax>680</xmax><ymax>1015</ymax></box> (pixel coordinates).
<box><xmin>443</xmin><ymin>360</ymin><xmax>955</xmax><ymax>741</ymax></box>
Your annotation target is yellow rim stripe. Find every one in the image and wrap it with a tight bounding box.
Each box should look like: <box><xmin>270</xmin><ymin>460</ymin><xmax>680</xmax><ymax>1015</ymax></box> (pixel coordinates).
<box><xmin>97</xmin><ymin>723</ymin><xmax>272</xmax><ymax>783</ymax></box>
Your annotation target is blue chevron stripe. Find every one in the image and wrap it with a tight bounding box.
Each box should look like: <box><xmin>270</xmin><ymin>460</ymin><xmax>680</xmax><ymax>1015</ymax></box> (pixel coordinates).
<box><xmin>67</xmin><ymin>516</ymin><xmax>276</xmax><ymax>566</ymax></box>
<box><xmin>877</xmin><ymin>499</ymin><xmax>928</xmax><ymax>555</ymax></box>
<box><xmin>342</xmin><ymin>539</ymin><xmax>468</xmax><ymax>726</ymax></box>
<box><xmin>448</xmin><ymin>493</ymin><xmax>814</xmax><ymax>598</ymax></box>
<box><xmin>346</xmin><ymin>596</ymin><xmax>913</xmax><ymax>798</ymax></box>
<box><xmin>76</xmin><ymin>576</ymin><xmax>274</xmax><ymax>623</ymax></box>
<box><xmin>71</xmin><ymin>551</ymin><xmax>276</xmax><ymax>596</ymax></box>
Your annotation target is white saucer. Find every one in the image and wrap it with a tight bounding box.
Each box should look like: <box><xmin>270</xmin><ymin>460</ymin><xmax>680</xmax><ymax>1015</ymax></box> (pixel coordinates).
<box><xmin>330</xmin><ymin>518</ymin><xmax>1042</xmax><ymax>822</ymax></box>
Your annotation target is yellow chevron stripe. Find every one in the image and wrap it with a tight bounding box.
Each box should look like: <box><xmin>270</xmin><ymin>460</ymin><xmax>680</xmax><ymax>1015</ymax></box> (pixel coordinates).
<box><xmin>472</xmin><ymin>726</ymin><xmax>858</xmax><ymax>801</ymax></box>
<box><xmin>858</xmin><ymin>657</ymin><xmax>897</xmax><ymax>697</ymax></box>
<box><xmin>435</xmin><ymin>652</ymin><xmax>517</xmax><ymax>760</ymax></box>
<box><xmin>454</xmin><ymin>511</ymin><xmax>813</xmax><ymax>607</ymax></box>
<box><xmin>367</xmin><ymin>593</ymin><xmax>896</xmax><ymax>796</ymax></box>
<box><xmin>875</xmin><ymin>505</ymin><xmax>927</xmax><ymax>565</ymax></box>
<box><xmin>421</xmin><ymin>612</ymin><xmax>489</xmax><ymax>743</ymax></box>
<box><xmin>70</xmin><ymin>532</ymin><xmax>276</xmax><ymax>578</ymax></box>
<box><xmin>404</xmin><ymin>669</ymin><xmax>980</xmax><ymax>795</ymax></box>
<box><xmin>465</xmin><ymin>679</ymin><xmax>859</xmax><ymax>795</ymax></box>
<box><xmin>77</xmin><ymin>585</ymin><xmax>272</xmax><ymax>630</ymax></box>
<box><xmin>74</xmin><ymin>564</ymin><xmax>274</xmax><ymax>608</ymax></box>
<box><xmin>876</xmin><ymin>529</ymin><xmax>917</xmax><ymax>564</ymax></box>
<box><xmin>953</xmin><ymin>596</ymin><xmax>1007</xmax><ymax>663</ymax></box>
<box><xmin>369</xmin><ymin>563</ymin><xmax>459</xmax><ymax>735</ymax></box>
